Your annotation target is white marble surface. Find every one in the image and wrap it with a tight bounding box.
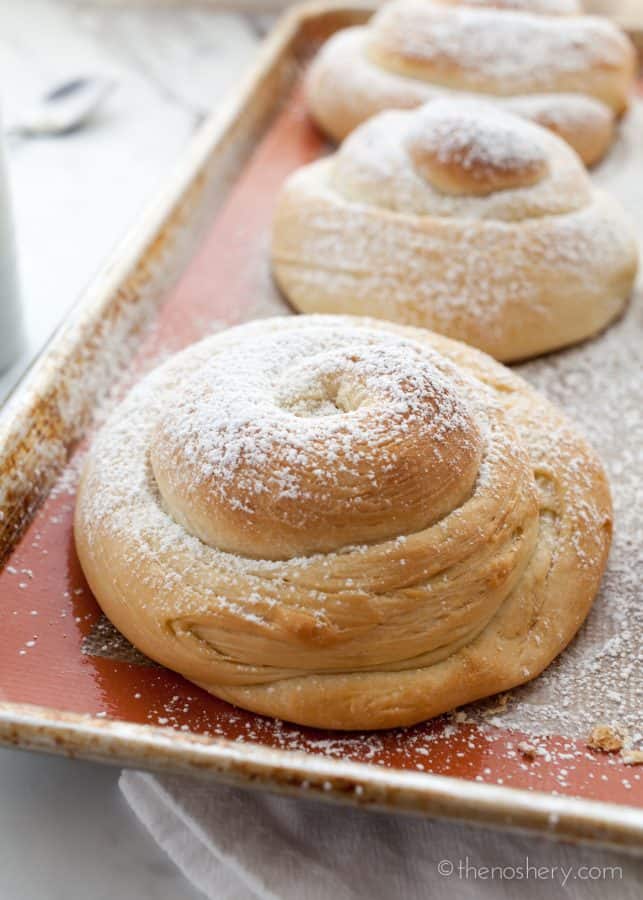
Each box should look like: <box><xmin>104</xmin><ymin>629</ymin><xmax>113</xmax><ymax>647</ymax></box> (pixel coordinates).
<box><xmin>0</xmin><ymin>2</ymin><xmax>264</xmax><ymax>897</ymax></box>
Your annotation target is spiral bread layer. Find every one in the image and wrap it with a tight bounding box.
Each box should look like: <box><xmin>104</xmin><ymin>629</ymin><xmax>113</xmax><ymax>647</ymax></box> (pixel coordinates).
<box><xmin>307</xmin><ymin>0</ymin><xmax>636</xmax><ymax>166</ymax></box>
<box><xmin>272</xmin><ymin>101</ymin><xmax>638</xmax><ymax>362</ymax></box>
<box><xmin>75</xmin><ymin>316</ymin><xmax>612</xmax><ymax>729</ymax></box>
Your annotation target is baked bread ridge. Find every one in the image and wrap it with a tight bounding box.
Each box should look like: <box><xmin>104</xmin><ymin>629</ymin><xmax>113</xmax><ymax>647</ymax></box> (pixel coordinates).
<box><xmin>74</xmin><ymin>315</ymin><xmax>612</xmax><ymax>730</ymax></box>
<box><xmin>306</xmin><ymin>0</ymin><xmax>636</xmax><ymax>165</ymax></box>
<box><xmin>272</xmin><ymin>102</ymin><xmax>638</xmax><ymax>363</ymax></box>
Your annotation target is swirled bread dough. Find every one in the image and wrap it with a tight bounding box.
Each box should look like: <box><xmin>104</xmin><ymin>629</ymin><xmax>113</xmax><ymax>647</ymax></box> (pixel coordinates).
<box><xmin>75</xmin><ymin>316</ymin><xmax>612</xmax><ymax>729</ymax></box>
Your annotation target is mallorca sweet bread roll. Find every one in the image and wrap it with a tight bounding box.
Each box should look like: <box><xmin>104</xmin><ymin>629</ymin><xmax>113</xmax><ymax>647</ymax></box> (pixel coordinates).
<box><xmin>75</xmin><ymin>315</ymin><xmax>612</xmax><ymax>730</ymax></box>
<box><xmin>272</xmin><ymin>101</ymin><xmax>638</xmax><ymax>362</ymax></box>
<box><xmin>307</xmin><ymin>0</ymin><xmax>636</xmax><ymax>166</ymax></box>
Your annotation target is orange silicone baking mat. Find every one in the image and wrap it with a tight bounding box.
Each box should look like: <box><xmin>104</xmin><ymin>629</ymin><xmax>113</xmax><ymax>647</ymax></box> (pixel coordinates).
<box><xmin>1</xmin><ymin>78</ymin><xmax>642</xmax><ymax>811</ymax></box>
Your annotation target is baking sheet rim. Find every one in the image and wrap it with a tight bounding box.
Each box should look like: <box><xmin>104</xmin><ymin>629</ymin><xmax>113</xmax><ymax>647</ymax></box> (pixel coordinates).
<box><xmin>1</xmin><ymin>700</ymin><xmax>642</xmax><ymax>852</ymax></box>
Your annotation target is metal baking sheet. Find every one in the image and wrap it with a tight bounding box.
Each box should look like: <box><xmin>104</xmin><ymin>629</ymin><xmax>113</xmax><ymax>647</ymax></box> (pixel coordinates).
<box><xmin>0</xmin><ymin>1</ymin><xmax>642</xmax><ymax>852</ymax></box>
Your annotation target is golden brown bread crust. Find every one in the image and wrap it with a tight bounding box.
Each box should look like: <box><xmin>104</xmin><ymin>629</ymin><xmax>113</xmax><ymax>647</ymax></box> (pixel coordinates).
<box><xmin>306</xmin><ymin>0</ymin><xmax>636</xmax><ymax>166</ymax></box>
<box><xmin>75</xmin><ymin>316</ymin><xmax>612</xmax><ymax>730</ymax></box>
<box><xmin>272</xmin><ymin>102</ymin><xmax>638</xmax><ymax>362</ymax></box>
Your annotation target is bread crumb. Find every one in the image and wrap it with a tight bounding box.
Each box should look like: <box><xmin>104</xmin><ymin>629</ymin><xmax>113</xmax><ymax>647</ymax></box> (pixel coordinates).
<box><xmin>622</xmin><ymin>750</ymin><xmax>643</xmax><ymax>766</ymax></box>
<box><xmin>483</xmin><ymin>693</ymin><xmax>511</xmax><ymax>716</ymax></box>
<box><xmin>518</xmin><ymin>741</ymin><xmax>538</xmax><ymax>759</ymax></box>
<box><xmin>587</xmin><ymin>724</ymin><xmax>627</xmax><ymax>753</ymax></box>
<box><xmin>517</xmin><ymin>740</ymin><xmax>549</xmax><ymax>760</ymax></box>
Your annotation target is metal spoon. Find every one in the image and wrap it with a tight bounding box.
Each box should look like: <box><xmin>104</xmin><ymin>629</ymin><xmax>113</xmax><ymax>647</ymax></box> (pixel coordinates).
<box><xmin>6</xmin><ymin>76</ymin><xmax>115</xmax><ymax>138</ymax></box>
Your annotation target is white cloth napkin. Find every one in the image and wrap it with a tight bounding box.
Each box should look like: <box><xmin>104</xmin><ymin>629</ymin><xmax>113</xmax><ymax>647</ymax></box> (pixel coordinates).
<box><xmin>120</xmin><ymin>770</ymin><xmax>643</xmax><ymax>900</ymax></box>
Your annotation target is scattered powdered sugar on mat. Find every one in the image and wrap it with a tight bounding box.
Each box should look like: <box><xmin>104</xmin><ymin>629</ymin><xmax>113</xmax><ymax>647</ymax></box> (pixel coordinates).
<box><xmin>467</xmin><ymin>102</ymin><xmax>643</xmax><ymax>741</ymax></box>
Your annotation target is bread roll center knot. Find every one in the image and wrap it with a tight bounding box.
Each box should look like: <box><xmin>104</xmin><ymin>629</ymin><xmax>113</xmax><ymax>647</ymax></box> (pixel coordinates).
<box><xmin>406</xmin><ymin>102</ymin><xmax>549</xmax><ymax>196</ymax></box>
<box><xmin>150</xmin><ymin>327</ymin><xmax>484</xmax><ymax>560</ymax></box>
<box><xmin>273</xmin><ymin>357</ymin><xmax>362</xmax><ymax>418</ymax></box>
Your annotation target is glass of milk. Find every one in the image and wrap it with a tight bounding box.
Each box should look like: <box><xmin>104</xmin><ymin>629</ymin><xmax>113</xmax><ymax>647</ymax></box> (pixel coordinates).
<box><xmin>0</xmin><ymin>137</ymin><xmax>22</xmax><ymax>373</ymax></box>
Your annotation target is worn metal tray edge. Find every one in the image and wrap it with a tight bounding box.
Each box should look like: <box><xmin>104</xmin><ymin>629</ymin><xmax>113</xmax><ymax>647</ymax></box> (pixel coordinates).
<box><xmin>0</xmin><ymin>1</ymin><xmax>641</xmax><ymax>850</ymax></box>
<box><xmin>1</xmin><ymin>701</ymin><xmax>642</xmax><ymax>853</ymax></box>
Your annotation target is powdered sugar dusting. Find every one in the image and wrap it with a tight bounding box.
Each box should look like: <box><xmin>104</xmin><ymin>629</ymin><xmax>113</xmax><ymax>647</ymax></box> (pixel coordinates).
<box><xmin>155</xmin><ymin>328</ymin><xmax>472</xmax><ymax>509</ymax></box>
<box><xmin>332</xmin><ymin>102</ymin><xmax>589</xmax><ymax>220</ymax></box>
<box><xmin>308</xmin><ymin>22</ymin><xmax>618</xmax><ymax>165</ymax></box>
<box><xmin>407</xmin><ymin>100</ymin><xmax>549</xmax><ymax>187</ymax></box>
<box><xmin>369</xmin><ymin>1</ymin><xmax>630</xmax><ymax>95</ymax></box>
<box><xmin>80</xmin><ymin>322</ymin><xmax>500</xmax><ymax>578</ymax></box>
